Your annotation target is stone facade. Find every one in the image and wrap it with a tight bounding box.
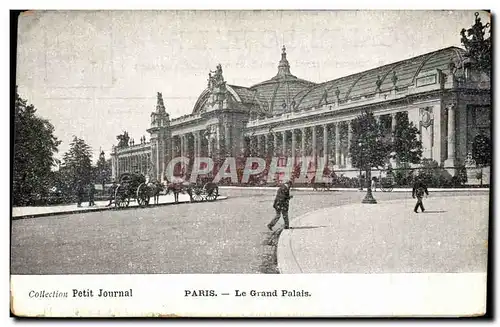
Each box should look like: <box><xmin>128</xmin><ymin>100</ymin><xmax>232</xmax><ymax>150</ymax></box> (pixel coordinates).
<box><xmin>111</xmin><ymin>46</ymin><xmax>491</xmax><ymax>182</ymax></box>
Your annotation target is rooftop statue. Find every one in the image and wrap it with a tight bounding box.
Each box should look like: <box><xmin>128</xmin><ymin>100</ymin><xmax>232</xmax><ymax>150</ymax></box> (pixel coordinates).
<box><xmin>460</xmin><ymin>12</ymin><xmax>491</xmax><ymax>72</ymax></box>
<box><xmin>156</xmin><ymin>92</ymin><xmax>167</xmax><ymax>115</ymax></box>
<box><xmin>117</xmin><ymin>131</ymin><xmax>130</xmax><ymax>148</ymax></box>
<box><xmin>208</xmin><ymin>64</ymin><xmax>225</xmax><ymax>90</ymax></box>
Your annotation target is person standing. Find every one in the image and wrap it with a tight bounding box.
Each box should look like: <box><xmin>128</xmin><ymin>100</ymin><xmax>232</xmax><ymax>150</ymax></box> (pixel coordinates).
<box><xmin>76</xmin><ymin>183</ymin><xmax>84</xmax><ymax>208</ymax></box>
<box><xmin>88</xmin><ymin>183</ymin><xmax>96</xmax><ymax>207</ymax></box>
<box><xmin>267</xmin><ymin>180</ymin><xmax>294</xmax><ymax>230</ymax></box>
<box><xmin>106</xmin><ymin>181</ymin><xmax>117</xmax><ymax>207</ymax></box>
<box><xmin>412</xmin><ymin>177</ymin><xmax>429</xmax><ymax>213</ymax></box>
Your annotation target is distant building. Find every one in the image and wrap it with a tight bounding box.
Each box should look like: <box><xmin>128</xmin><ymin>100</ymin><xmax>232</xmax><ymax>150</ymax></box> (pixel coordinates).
<box><xmin>111</xmin><ymin>46</ymin><xmax>491</xmax><ymax>181</ymax></box>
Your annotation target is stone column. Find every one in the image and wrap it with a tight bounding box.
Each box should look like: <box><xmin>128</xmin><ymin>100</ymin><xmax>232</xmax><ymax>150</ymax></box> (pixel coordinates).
<box><xmin>265</xmin><ymin>134</ymin><xmax>269</xmax><ymax>157</ymax></box>
<box><xmin>208</xmin><ymin>135</ymin><xmax>213</xmax><ymax>157</ymax></box>
<box><xmin>192</xmin><ymin>132</ymin><xmax>198</xmax><ymax>158</ymax></box>
<box><xmin>196</xmin><ymin>131</ymin><xmax>201</xmax><ymax>158</ymax></box>
<box><xmin>323</xmin><ymin>124</ymin><xmax>329</xmax><ymax>163</ymax></box>
<box><xmin>347</xmin><ymin>120</ymin><xmax>352</xmax><ymax>167</ymax></box>
<box><xmin>445</xmin><ymin>103</ymin><xmax>456</xmax><ymax>168</ymax></box>
<box><xmin>291</xmin><ymin>129</ymin><xmax>296</xmax><ymax>160</ymax></box>
<box><xmin>334</xmin><ymin>122</ymin><xmax>341</xmax><ymax>167</ymax></box>
<box><xmin>312</xmin><ymin>126</ymin><xmax>317</xmax><ymax>163</ymax></box>
<box><xmin>273</xmin><ymin>133</ymin><xmax>278</xmax><ymax>156</ymax></box>
<box><xmin>249</xmin><ymin>136</ymin><xmax>255</xmax><ymax>156</ymax></box>
<box><xmin>111</xmin><ymin>155</ymin><xmax>116</xmax><ymax>180</ymax></box>
<box><xmin>239</xmin><ymin>131</ymin><xmax>245</xmax><ymax>155</ymax></box>
<box><xmin>301</xmin><ymin>128</ymin><xmax>306</xmax><ymax>157</ymax></box>
<box><xmin>389</xmin><ymin>114</ymin><xmax>398</xmax><ymax>168</ymax></box>
<box><xmin>257</xmin><ymin>135</ymin><xmax>262</xmax><ymax>158</ymax></box>
<box><xmin>181</xmin><ymin>135</ymin><xmax>186</xmax><ymax>158</ymax></box>
<box><xmin>138</xmin><ymin>154</ymin><xmax>141</xmax><ymax>174</ymax></box>
<box><xmin>224</xmin><ymin>124</ymin><xmax>230</xmax><ymax>156</ymax></box>
<box><xmin>282</xmin><ymin>131</ymin><xmax>287</xmax><ymax>156</ymax></box>
<box><xmin>391</xmin><ymin>113</ymin><xmax>397</xmax><ymax>139</ymax></box>
<box><xmin>171</xmin><ymin>138</ymin><xmax>175</xmax><ymax>159</ymax></box>
<box><xmin>216</xmin><ymin>125</ymin><xmax>221</xmax><ymax>154</ymax></box>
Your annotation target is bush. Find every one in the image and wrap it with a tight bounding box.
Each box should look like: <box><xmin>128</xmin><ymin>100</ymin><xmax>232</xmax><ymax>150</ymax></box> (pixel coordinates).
<box><xmin>394</xmin><ymin>168</ymin><xmax>415</xmax><ymax>187</ymax></box>
<box><xmin>454</xmin><ymin>165</ymin><xmax>468</xmax><ymax>186</ymax></box>
<box><xmin>417</xmin><ymin>159</ymin><xmax>453</xmax><ymax>187</ymax></box>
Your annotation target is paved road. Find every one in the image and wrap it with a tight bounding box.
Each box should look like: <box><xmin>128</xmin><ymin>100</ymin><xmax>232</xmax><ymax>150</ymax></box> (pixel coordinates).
<box><xmin>11</xmin><ymin>189</ymin><xmax>485</xmax><ymax>274</ymax></box>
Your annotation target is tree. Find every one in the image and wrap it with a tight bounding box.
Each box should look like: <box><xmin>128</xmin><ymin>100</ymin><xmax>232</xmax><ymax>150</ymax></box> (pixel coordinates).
<box><xmin>472</xmin><ymin>133</ymin><xmax>491</xmax><ymax>166</ymax></box>
<box><xmin>62</xmin><ymin>136</ymin><xmax>93</xmax><ymax>192</ymax></box>
<box><xmin>13</xmin><ymin>87</ymin><xmax>61</xmax><ymax>205</ymax></box>
<box><xmin>96</xmin><ymin>151</ymin><xmax>112</xmax><ymax>194</ymax></box>
<box><xmin>349</xmin><ymin>111</ymin><xmax>392</xmax><ymax>203</ymax></box>
<box><xmin>391</xmin><ymin>112</ymin><xmax>423</xmax><ymax>165</ymax></box>
<box><xmin>472</xmin><ymin>132</ymin><xmax>491</xmax><ymax>186</ymax></box>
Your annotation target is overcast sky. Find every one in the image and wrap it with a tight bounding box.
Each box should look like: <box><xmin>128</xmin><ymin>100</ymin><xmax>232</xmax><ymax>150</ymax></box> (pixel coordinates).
<box><xmin>16</xmin><ymin>10</ymin><xmax>490</xmax><ymax>163</ymax></box>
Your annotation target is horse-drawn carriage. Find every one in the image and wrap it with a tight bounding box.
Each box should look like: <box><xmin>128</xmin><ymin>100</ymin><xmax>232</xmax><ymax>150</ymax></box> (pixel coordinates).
<box><xmin>312</xmin><ymin>182</ymin><xmax>331</xmax><ymax>191</ymax></box>
<box><xmin>113</xmin><ymin>172</ymin><xmax>155</xmax><ymax>207</ymax></box>
<box><xmin>189</xmin><ymin>179</ymin><xmax>219</xmax><ymax>202</ymax></box>
<box><xmin>164</xmin><ymin>177</ymin><xmax>218</xmax><ymax>203</ymax></box>
<box><xmin>378</xmin><ymin>176</ymin><xmax>394</xmax><ymax>192</ymax></box>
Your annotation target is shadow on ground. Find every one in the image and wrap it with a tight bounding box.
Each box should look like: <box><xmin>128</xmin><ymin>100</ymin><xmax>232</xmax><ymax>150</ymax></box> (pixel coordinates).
<box><xmin>421</xmin><ymin>210</ymin><xmax>447</xmax><ymax>213</ymax></box>
<box><xmin>259</xmin><ymin>228</ymin><xmax>283</xmax><ymax>274</ymax></box>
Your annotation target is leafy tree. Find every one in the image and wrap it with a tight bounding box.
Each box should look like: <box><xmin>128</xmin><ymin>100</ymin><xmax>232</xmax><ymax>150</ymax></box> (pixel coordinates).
<box><xmin>62</xmin><ymin>136</ymin><xmax>93</xmax><ymax>193</ymax></box>
<box><xmin>349</xmin><ymin>111</ymin><xmax>391</xmax><ymax>189</ymax></box>
<box><xmin>95</xmin><ymin>150</ymin><xmax>112</xmax><ymax>193</ymax></box>
<box><xmin>13</xmin><ymin>87</ymin><xmax>61</xmax><ymax>205</ymax></box>
<box><xmin>472</xmin><ymin>133</ymin><xmax>491</xmax><ymax>166</ymax></box>
<box><xmin>472</xmin><ymin>133</ymin><xmax>491</xmax><ymax>186</ymax></box>
<box><xmin>391</xmin><ymin>111</ymin><xmax>423</xmax><ymax>165</ymax></box>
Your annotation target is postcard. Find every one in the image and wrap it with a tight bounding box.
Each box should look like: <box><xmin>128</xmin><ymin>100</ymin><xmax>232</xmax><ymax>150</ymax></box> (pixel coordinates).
<box><xmin>11</xmin><ymin>9</ymin><xmax>491</xmax><ymax>317</ymax></box>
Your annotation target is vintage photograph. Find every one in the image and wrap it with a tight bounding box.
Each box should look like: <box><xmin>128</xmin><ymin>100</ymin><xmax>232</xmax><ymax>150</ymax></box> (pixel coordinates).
<box><xmin>11</xmin><ymin>9</ymin><xmax>490</xmax><ymax>294</ymax></box>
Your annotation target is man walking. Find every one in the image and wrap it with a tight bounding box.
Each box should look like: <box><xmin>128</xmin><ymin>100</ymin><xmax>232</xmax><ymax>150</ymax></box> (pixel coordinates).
<box><xmin>412</xmin><ymin>177</ymin><xmax>429</xmax><ymax>213</ymax></box>
<box><xmin>267</xmin><ymin>180</ymin><xmax>294</xmax><ymax>230</ymax></box>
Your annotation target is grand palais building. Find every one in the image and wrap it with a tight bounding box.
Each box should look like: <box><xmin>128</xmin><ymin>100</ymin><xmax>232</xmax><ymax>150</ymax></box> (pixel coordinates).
<box><xmin>110</xmin><ymin>46</ymin><xmax>491</xmax><ymax>182</ymax></box>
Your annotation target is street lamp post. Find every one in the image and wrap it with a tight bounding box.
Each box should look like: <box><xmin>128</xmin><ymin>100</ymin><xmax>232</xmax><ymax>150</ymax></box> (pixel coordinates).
<box><xmin>359</xmin><ymin>140</ymin><xmax>377</xmax><ymax>204</ymax></box>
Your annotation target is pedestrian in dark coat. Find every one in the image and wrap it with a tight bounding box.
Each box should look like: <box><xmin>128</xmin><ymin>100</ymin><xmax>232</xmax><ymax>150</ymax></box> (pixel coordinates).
<box><xmin>88</xmin><ymin>184</ymin><xmax>95</xmax><ymax>207</ymax></box>
<box><xmin>267</xmin><ymin>180</ymin><xmax>294</xmax><ymax>230</ymax></box>
<box><xmin>412</xmin><ymin>177</ymin><xmax>429</xmax><ymax>213</ymax></box>
<box><xmin>76</xmin><ymin>183</ymin><xmax>84</xmax><ymax>208</ymax></box>
<box><xmin>106</xmin><ymin>181</ymin><xmax>118</xmax><ymax>207</ymax></box>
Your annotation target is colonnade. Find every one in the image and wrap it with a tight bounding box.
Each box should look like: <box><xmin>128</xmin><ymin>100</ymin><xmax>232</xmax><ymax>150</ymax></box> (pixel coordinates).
<box><xmin>113</xmin><ymin>104</ymin><xmax>460</xmax><ymax>179</ymax></box>
<box><xmin>115</xmin><ymin>152</ymin><xmax>152</xmax><ymax>177</ymax></box>
<box><xmin>170</xmin><ymin>124</ymin><xmax>233</xmax><ymax>160</ymax></box>
<box><xmin>246</xmin><ymin>112</ymin><xmax>400</xmax><ymax>168</ymax></box>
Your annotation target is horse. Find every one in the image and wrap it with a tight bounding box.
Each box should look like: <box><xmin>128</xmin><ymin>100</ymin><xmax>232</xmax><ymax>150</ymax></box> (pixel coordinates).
<box><xmin>149</xmin><ymin>181</ymin><xmax>164</xmax><ymax>205</ymax></box>
<box><xmin>165</xmin><ymin>181</ymin><xmax>186</xmax><ymax>203</ymax></box>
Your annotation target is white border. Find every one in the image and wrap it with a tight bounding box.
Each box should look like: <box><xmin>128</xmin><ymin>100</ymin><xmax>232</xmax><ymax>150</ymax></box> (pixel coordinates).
<box><xmin>5</xmin><ymin>0</ymin><xmax>498</xmax><ymax>324</ymax></box>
